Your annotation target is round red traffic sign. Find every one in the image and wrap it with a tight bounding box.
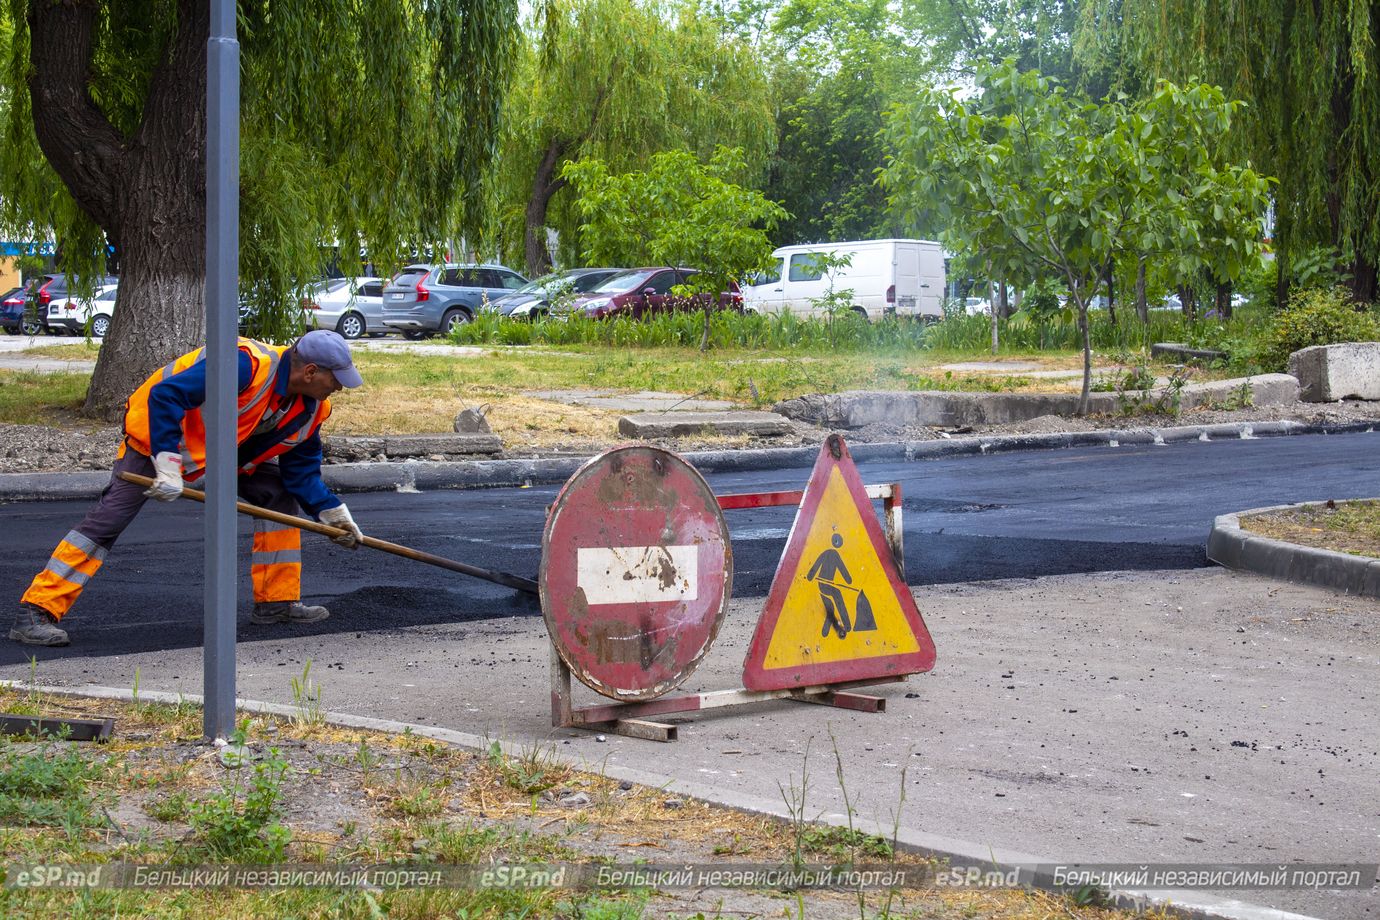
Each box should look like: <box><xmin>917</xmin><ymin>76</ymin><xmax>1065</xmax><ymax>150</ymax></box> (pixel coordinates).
<box><xmin>540</xmin><ymin>446</ymin><xmax>733</xmax><ymax>701</ymax></box>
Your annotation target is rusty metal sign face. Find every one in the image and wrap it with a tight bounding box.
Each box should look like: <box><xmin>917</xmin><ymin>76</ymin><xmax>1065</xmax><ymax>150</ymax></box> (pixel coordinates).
<box><xmin>540</xmin><ymin>446</ymin><xmax>733</xmax><ymax>702</ymax></box>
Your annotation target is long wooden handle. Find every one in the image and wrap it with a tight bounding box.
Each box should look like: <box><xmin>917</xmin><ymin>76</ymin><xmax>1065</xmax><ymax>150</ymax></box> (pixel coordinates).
<box><xmin>118</xmin><ymin>471</ymin><xmax>539</xmax><ymax>595</ymax></box>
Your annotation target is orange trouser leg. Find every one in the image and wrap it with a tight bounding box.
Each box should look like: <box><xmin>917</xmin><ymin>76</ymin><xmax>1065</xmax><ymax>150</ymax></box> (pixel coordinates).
<box><xmin>251</xmin><ymin>521</ymin><xmax>301</xmax><ymax>603</ymax></box>
<box><xmin>21</xmin><ymin>531</ymin><xmax>108</xmax><ymax>621</ymax></box>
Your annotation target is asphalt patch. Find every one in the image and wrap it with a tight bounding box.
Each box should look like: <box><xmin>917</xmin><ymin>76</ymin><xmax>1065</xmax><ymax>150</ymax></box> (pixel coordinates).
<box><xmin>324</xmin><ymin>585</ymin><xmax>542</xmax><ymax>629</ymax></box>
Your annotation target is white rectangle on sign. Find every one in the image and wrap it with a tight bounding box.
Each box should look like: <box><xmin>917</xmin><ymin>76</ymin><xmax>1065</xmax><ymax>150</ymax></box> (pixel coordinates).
<box><xmin>577</xmin><ymin>545</ymin><xmax>698</xmax><ymax>605</ymax></box>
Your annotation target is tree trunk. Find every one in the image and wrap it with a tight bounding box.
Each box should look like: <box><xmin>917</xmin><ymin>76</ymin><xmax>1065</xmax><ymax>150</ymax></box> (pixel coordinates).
<box><xmin>1177</xmin><ymin>284</ymin><xmax>1197</xmax><ymax>322</ymax></box>
<box><xmin>27</xmin><ymin>0</ymin><xmax>209</xmax><ymax>420</ymax></box>
<box><xmin>524</xmin><ymin>139</ymin><xmax>569</xmax><ymax>278</ymax></box>
<box><xmin>1076</xmin><ymin>298</ymin><xmax>1092</xmax><ymax>416</ymax></box>
<box><xmin>1215</xmin><ymin>281</ymin><xmax>1232</xmax><ymax>319</ymax></box>
<box><xmin>1134</xmin><ymin>258</ymin><xmax>1148</xmax><ymax>324</ymax></box>
<box><xmin>997</xmin><ymin>280</ymin><xmax>1011</xmax><ymax>318</ymax></box>
<box><xmin>1347</xmin><ymin>255</ymin><xmax>1377</xmax><ymax>304</ymax></box>
<box><xmin>1105</xmin><ymin>270</ymin><xmax>1117</xmax><ymax>326</ymax></box>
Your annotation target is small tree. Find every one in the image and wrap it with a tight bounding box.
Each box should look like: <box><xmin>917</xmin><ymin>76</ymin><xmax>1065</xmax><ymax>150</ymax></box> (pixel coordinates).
<box><xmin>563</xmin><ymin>147</ymin><xmax>787</xmax><ymax>350</ymax></box>
<box><xmin>883</xmin><ymin>62</ymin><xmax>1270</xmax><ymax>414</ymax></box>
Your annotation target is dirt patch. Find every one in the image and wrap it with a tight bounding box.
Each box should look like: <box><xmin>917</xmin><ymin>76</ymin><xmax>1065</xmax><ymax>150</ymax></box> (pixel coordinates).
<box><xmin>1241</xmin><ymin>499</ymin><xmax>1380</xmax><ymax>559</ymax></box>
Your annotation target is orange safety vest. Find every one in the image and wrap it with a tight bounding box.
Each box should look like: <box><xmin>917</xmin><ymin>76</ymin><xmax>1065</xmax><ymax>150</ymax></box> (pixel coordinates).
<box><xmin>121</xmin><ymin>337</ymin><xmax>331</xmax><ymax>480</ymax></box>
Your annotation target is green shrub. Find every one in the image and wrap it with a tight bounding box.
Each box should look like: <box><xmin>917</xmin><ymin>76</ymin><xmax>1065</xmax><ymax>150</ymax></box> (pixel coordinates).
<box><xmin>187</xmin><ymin>724</ymin><xmax>292</xmax><ymax>861</ymax></box>
<box><xmin>1257</xmin><ymin>287</ymin><xmax>1380</xmax><ymax>372</ymax></box>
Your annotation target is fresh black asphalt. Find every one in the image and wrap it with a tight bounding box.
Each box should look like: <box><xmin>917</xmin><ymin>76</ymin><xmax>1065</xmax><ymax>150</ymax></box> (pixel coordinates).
<box><xmin>3</xmin><ymin>430</ymin><xmax>1377</xmax><ymax>665</ymax></box>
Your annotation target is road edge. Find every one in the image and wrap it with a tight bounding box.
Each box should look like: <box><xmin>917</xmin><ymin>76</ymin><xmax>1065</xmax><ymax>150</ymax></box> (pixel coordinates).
<box><xmin>0</xmin><ymin>681</ymin><xmax>1323</xmax><ymax>920</ymax></box>
<box><xmin>1207</xmin><ymin>502</ymin><xmax>1380</xmax><ymax>597</ymax></box>
<box><xmin>2</xmin><ymin>419</ymin><xmax>1376</xmax><ymax>502</ymax></box>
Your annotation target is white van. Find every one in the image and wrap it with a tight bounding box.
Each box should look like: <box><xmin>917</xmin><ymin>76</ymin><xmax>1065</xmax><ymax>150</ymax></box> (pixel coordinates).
<box><xmin>741</xmin><ymin>239</ymin><xmax>946</xmax><ymax>320</ymax></box>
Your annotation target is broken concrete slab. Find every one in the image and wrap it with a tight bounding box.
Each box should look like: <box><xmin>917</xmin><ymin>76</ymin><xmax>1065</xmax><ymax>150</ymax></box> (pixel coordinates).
<box><xmin>1288</xmin><ymin>342</ymin><xmax>1380</xmax><ymax>401</ymax></box>
<box><xmin>530</xmin><ymin>389</ymin><xmax>736</xmax><ymax>412</ymax></box>
<box><xmin>325</xmin><ymin>434</ymin><xmax>503</xmax><ymax>461</ymax></box>
<box><xmin>618</xmin><ymin>411</ymin><xmax>794</xmax><ymax>439</ymax></box>
<box><xmin>774</xmin><ymin>374</ymin><xmax>1300</xmax><ymax>428</ymax></box>
<box><xmin>1151</xmin><ymin>342</ymin><xmax>1228</xmax><ymax>364</ymax></box>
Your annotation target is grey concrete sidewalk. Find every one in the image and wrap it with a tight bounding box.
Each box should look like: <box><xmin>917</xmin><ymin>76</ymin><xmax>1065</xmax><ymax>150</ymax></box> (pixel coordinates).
<box><xmin>4</xmin><ymin>567</ymin><xmax>1375</xmax><ymax>919</ymax></box>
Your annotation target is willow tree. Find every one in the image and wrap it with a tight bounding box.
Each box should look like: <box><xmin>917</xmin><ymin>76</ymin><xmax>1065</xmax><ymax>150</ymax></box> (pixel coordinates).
<box><xmin>1110</xmin><ymin>0</ymin><xmax>1380</xmax><ymax>304</ymax></box>
<box><xmin>0</xmin><ymin>1</ymin><xmax>517</xmax><ymax>417</ymax></box>
<box><xmin>488</xmin><ymin>0</ymin><xmax>774</xmax><ymax>276</ymax></box>
<box><xmin>764</xmin><ymin>0</ymin><xmax>930</xmax><ymax>245</ymax></box>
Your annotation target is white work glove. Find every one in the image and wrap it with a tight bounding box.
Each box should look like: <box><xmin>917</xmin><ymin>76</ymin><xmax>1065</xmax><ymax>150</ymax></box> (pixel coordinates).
<box><xmin>144</xmin><ymin>451</ymin><xmax>185</xmax><ymax>502</ymax></box>
<box><xmin>319</xmin><ymin>503</ymin><xmax>362</xmax><ymax>550</ymax></box>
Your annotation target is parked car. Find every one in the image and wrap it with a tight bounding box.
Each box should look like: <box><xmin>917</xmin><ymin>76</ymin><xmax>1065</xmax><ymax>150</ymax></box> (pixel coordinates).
<box><xmin>489</xmin><ymin>268</ymin><xmax>621</xmax><ymax>320</ymax></box>
<box><xmin>565</xmin><ymin>268</ymin><xmax>741</xmax><ymax>319</ymax></box>
<box><xmin>381</xmin><ymin>263</ymin><xmax>529</xmax><ymax>338</ymax></box>
<box><xmin>46</xmin><ymin>283</ymin><xmax>119</xmax><ymax>337</ymax></box>
<box><xmin>740</xmin><ymin>239</ymin><xmax>946</xmax><ymax>321</ymax></box>
<box><xmin>303</xmin><ymin>277</ymin><xmax>387</xmax><ymax>339</ymax></box>
<box><xmin>26</xmin><ymin>274</ymin><xmax>118</xmax><ymax>334</ymax></box>
<box><xmin>962</xmin><ymin>296</ymin><xmax>990</xmax><ymax>315</ymax></box>
<box><xmin>0</xmin><ymin>286</ymin><xmax>33</xmax><ymax>334</ymax></box>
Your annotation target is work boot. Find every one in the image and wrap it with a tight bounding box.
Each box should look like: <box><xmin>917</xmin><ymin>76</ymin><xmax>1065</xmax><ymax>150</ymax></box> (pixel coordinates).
<box><xmin>10</xmin><ymin>604</ymin><xmax>70</xmax><ymax>647</ymax></box>
<box><xmin>250</xmin><ymin>601</ymin><xmax>330</xmax><ymax>625</ymax></box>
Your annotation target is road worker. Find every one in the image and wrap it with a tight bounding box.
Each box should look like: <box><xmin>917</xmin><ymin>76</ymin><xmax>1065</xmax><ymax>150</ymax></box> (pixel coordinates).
<box><xmin>12</xmin><ymin>329</ymin><xmax>366</xmax><ymax>647</ymax></box>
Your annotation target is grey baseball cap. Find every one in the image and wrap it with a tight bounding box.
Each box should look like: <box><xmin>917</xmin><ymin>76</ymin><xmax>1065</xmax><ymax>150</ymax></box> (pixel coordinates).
<box><xmin>295</xmin><ymin>329</ymin><xmax>363</xmax><ymax>388</ymax></box>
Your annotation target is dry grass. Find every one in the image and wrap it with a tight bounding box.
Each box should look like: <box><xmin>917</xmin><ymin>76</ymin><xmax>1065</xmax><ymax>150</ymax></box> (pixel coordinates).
<box><xmin>1241</xmin><ymin>499</ymin><xmax>1380</xmax><ymax>559</ymax></box>
<box><xmin>0</xmin><ymin>686</ymin><xmax>1169</xmax><ymax>919</ymax></box>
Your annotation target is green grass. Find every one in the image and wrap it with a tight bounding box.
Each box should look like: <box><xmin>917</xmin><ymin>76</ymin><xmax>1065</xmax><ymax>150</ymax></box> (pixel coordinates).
<box><xmin>0</xmin><ymin>371</ymin><xmax>89</xmax><ymax>423</ymax></box>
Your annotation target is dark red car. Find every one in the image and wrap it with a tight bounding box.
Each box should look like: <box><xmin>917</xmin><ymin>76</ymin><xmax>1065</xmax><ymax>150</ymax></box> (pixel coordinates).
<box><xmin>565</xmin><ymin>267</ymin><xmax>742</xmax><ymax>319</ymax></box>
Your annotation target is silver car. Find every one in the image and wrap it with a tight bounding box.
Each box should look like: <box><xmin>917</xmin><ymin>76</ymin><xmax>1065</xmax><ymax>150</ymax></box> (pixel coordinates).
<box><xmin>304</xmin><ymin>277</ymin><xmax>388</xmax><ymax>339</ymax></box>
<box><xmin>381</xmin><ymin>263</ymin><xmax>528</xmax><ymax>338</ymax></box>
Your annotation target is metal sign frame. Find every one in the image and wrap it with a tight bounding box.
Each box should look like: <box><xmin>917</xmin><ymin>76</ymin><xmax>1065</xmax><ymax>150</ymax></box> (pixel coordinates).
<box><xmin>548</xmin><ymin>471</ymin><xmax>908</xmax><ymax>742</ymax></box>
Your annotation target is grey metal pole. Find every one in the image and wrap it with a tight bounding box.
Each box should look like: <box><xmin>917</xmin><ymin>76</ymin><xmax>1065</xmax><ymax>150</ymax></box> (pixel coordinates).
<box><xmin>204</xmin><ymin>0</ymin><xmax>240</xmax><ymax>740</ymax></box>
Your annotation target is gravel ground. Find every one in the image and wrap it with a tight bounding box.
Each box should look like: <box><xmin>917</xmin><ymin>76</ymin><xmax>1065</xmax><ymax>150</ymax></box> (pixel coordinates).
<box><xmin>4</xmin><ymin>399</ymin><xmax>1380</xmax><ymax>476</ymax></box>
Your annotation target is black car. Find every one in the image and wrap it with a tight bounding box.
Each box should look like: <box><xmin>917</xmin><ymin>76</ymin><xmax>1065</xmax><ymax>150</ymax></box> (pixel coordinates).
<box><xmin>488</xmin><ymin>268</ymin><xmax>622</xmax><ymax>320</ymax></box>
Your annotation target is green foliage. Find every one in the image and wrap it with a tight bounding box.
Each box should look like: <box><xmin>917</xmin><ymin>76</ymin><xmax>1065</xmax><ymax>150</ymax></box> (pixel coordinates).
<box><xmin>882</xmin><ymin>59</ymin><xmax>1271</xmax><ymax>410</ymax></box>
<box><xmin>1257</xmin><ymin>287</ymin><xmax>1380</xmax><ymax>373</ymax></box>
<box><xmin>763</xmin><ymin>0</ymin><xmax>927</xmax><ymax>243</ymax></box>
<box><xmin>0</xmin><ymin>0</ymin><xmax>522</xmax><ymax>399</ymax></box>
<box><xmin>453</xmin><ymin>309</ymin><xmax>935</xmax><ymax>351</ymax></box>
<box><xmin>564</xmin><ymin>145</ymin><xmax>786</xmax><ymax>347</ymax></box>
<box><xmin>799</xmin><ymin>824</ymin><xmax>893</xmax><ymax>860</ymax></box>
<box><xmin>488</xmin><ymin>0</ymin><xmax>775</xmax><ymax>273</ymax></box>
<box><xmin>1116</xmin><ymin>0</ymin><xmax>1380</xmax><ymax>301</ymax></box>
<box><xmin>186</xmin><ymin>724</ymin><xmax>292</xmax><ymax>862</ymax></box>
<box><xmin>485</xmin><ymin>740</ymin><xmax>566</xmax><ymax>795</ymax></box>
<box><xmin>0</xmin><ymin>737</ymin><xmax>107</xmax><ymax>833</ymax></box>
<box><xmin>564</xmin><ymin>146</ymin><xmax>786</xmax><ymax>287</ymax></box>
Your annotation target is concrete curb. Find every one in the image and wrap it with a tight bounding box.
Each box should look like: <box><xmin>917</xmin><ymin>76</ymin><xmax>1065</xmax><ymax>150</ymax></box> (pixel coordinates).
<box><xmin>0</xmin><ymin>681</ymin><xmax>1323</xmax><ymax>920</ymax></box>
<box><xmin>1207</xmin><ymin>501</ymin><xmax>1380</xmax><ymax>597</ymax></box>
<box><xmin>0</xmin><ymin>419</ymin><xmax>1375</xmax><ymax>502</ymax></box>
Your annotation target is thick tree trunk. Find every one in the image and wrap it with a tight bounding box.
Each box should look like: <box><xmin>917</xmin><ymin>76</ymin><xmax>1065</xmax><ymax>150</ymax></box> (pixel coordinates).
<box><xmin>1347</xmin><ymin>256</ymin><xmax>1377</xmax><ymax>304</ymax></box>
<box><xmin>524</xmin><ymin>139</ymin><xmax>569</xmax><ymax>278</ymax></box>
<box><xmin>28</xmin><ymin>0</ymin><xmax>208</xmax><ymax>420</ymax></box>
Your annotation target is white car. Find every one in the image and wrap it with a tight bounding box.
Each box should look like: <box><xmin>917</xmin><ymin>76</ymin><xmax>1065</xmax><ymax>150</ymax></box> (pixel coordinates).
<box><xmin>304</xmin><ymin>277</ymin><xmax>387</xmax><ymax>339</ymax></box>
<box><xmin>46</xmin><ymin>283</ymin><xmax>119</xmax><ymax>338</ymax></box>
